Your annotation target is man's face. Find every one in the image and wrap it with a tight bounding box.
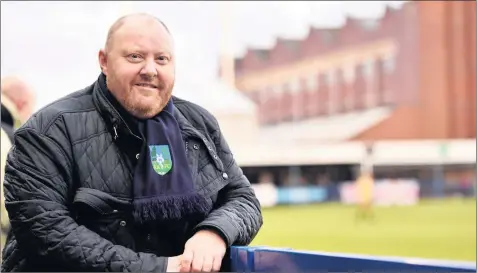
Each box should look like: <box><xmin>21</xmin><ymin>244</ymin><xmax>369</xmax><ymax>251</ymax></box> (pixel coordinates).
<box><xmin>99</xmin><ymin>18</ymin><xmax>175</xmax><ymax>119</ymax></box>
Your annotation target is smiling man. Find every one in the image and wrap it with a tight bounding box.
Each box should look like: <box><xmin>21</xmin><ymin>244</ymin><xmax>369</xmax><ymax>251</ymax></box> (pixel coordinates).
<box><xmin>2</xmin><ymin>13</ymin><xmax>262</xmax><ymax>272</ymax></box>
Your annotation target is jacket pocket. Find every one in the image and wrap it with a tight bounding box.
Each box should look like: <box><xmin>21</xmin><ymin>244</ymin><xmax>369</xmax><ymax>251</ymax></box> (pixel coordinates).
<box><xmin>72</xmin><ymin>187</ymin><xmax>135</xmax><ymax>250</ymax></box>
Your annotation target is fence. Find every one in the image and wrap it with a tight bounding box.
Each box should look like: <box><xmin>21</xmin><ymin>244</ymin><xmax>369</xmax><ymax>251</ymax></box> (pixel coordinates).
<box><xmin>252</xmin><ymin>178</ymin><xmax>475</xmax><ymax>208</ymax></box>
<box><xmin>229</xmin><ymin>246</ymin><xmax>476</xmax><ymax>272</ymax></box>
<box><xmin>252</xmin><ymin>179</ymin><xmax>422</xmax><ymax>208</ymax></box>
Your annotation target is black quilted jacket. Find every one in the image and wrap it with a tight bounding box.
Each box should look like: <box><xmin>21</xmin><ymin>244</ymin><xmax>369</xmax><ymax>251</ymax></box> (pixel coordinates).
<box><xmin>1</xmin><ymin>77</ymin><xmax>263</xmax><ymax>272</ymax></box>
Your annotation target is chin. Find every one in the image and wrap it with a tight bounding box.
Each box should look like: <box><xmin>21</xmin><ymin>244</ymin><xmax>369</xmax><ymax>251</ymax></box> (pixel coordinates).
<box><xmin>134</xmin><ymin>103</ymin><xmax>165</xmax><ymax>118</ymax></box>
<box><xmin>131</xmin><ymin>109</ymin><xmax>157</xmax><ymax>120</ymax></box>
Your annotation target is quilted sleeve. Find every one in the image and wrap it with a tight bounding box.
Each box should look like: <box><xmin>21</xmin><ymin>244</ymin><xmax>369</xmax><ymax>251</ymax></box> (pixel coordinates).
<box><xmin>193</xmin><ymin>123</ymin><xmax>263</xmax><ymax>247</ymax></box>
<box><xmin>3</xmin><ymin>128</ymin><xmax>168</xmax><ymax>272</ymax></box>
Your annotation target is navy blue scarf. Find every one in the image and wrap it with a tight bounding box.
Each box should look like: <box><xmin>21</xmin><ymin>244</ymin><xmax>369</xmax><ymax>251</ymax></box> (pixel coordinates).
<box><xmin>132</xmin><ymin>99</ymin><xmax>212</xmax><ymax>223</ymax></box>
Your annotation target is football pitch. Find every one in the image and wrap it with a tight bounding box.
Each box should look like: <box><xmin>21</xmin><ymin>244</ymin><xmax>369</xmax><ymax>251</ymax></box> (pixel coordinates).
<box><xmin>250</xmin><ymin>198</ymin><xmax>476</xmax><ymax>261</ymax></box>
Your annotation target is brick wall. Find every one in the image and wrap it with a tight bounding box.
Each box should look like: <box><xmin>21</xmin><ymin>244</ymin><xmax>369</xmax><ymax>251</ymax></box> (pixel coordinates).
<box><xmin>232</xmin><ymin>2</ymin><xmax>475</xmax><ymax>139</ymax></box>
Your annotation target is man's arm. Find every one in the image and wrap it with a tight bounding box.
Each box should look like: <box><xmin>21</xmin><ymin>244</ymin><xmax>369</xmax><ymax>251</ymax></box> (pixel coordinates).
<box><xmin>194</xmin><ymin>124</ymin><xmax>263</xmax><ymax>247</ymax></box>
<box><xmin>3</xmin><ymin>128</ymin><xmax>168</xmax><ymax>272</ymax></box>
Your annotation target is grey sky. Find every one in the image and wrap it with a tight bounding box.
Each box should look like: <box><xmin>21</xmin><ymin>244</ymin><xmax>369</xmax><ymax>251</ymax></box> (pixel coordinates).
<box><xmin>1</xmin><ymin>1</ymin><xmax>405</xmax><ymax>110</ymax></box>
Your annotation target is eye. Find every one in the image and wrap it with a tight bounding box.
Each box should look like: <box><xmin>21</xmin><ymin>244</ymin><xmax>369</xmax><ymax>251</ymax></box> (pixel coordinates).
<box><xmin>127</xmin><ymin>53</ymin><xmax>143</xmax><ymax>62</ymax></box>
<box><xmin>157</xmin><ymin>55</ymin><xmax>170</xmax><ymax>64</ymax></box>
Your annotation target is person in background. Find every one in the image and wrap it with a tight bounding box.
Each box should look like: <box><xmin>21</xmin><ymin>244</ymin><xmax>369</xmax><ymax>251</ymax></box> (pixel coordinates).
<box><xmin>2</xmin><ymin>13</ymin><xmax>262</xmax><ymax>272</ymax></box>
<box><xmin>0</xmin><ymin>76</ymin><xmax>36</xmax><ymax>261</ymax></box>
<box><xmin>0</xmin><ymin>128</ymin><xmax>12</xmax><ymax>262</ymax></box>
<box><xmin>355</xmin><ymin>170</ymin><xmax>375</xmax><ymax>222</ymax></box>
<box><xmin>354</xmin><ymin>143</ymin><xmax>375</xmax><ymax>222</ymax></box>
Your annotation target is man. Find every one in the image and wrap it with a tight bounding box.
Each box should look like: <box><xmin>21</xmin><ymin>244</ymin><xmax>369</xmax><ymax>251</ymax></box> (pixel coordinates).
<box><xmin>0</xmin><ymin>77</ymin><xmax>36</xmax><ymax>259</ymax></box>
<box><xmin>2</xmin><ymin>13</ymin><xmax>263</xmax><ymax>272</ymax></box>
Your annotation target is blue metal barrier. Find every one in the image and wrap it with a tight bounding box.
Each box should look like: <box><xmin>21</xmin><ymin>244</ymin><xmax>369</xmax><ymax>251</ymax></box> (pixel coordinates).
<box><xmin>230</xmin><ymin>246</ymin><xmax>476</xmax><ymax>272</ymax></box>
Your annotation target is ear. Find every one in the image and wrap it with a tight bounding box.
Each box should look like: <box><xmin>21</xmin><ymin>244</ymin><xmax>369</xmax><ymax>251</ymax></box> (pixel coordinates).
<box><xmin>98</xmin><ymin>49</ymin><xmax>108</xmax><ymax>75</ymax></box>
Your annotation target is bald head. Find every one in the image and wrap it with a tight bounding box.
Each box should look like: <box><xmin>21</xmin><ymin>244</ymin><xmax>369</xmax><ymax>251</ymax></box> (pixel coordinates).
<box><xmin>1</xmin><ymin>76</ymin><xmax>36</xmax><ymax>122</ymax></box>
<box><xmin>104</xmin><ymin>13</ymin><xmax>172</xmax><ymax>53</ymax></box>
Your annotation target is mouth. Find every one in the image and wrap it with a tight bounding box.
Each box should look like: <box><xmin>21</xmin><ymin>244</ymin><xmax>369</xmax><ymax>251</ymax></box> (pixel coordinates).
<box><xmin>135</xmin><ymin>83</ymin><xmax>158</xmax><ymax>89</ymax></box>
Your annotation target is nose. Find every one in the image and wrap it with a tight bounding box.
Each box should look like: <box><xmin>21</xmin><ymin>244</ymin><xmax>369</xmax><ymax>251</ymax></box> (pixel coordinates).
<box><xmin>140</xmin><ymin>58</ymin><xmax>157</xmax><ymax>78</ymax></box>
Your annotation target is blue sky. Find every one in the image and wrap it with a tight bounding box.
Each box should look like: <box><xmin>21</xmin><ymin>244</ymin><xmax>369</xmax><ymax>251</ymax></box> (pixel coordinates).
<box><xmin>1</xmin><ymin>1</ymin><xmax>405</xmax><ymax>110</ymax></box>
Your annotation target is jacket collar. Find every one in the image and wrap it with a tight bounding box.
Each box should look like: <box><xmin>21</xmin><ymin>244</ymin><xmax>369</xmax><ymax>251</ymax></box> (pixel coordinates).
<box><xmin>91</xmin><ymin>73</ymin><xmax>205</xmax><ymax>142</ymax></box>
<box><xmin>92</xmin><ymin>74</ymin><xmax>137</xmax><ymax>141</ymax></box>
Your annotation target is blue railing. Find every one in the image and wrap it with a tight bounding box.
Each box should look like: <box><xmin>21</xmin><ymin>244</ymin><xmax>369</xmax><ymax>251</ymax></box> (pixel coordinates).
<box><xmin>229</xmin><ymin>246</ymin><xmax>476</xmax><ymax>272</ymax></box>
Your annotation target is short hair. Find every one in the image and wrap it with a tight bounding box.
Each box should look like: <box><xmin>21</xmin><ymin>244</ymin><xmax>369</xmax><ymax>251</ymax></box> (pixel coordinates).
<box><xmin>104</xmin><ymin>13</ymin><xmax>171</xmax><ymax>52</ymax></box>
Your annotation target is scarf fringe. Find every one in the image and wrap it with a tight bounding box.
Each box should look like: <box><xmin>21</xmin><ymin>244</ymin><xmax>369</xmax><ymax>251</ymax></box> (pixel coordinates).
<box><xmin>133</xmin><ymin>194</ymin><xmax>212</xmax><ymax>223</ymax></box>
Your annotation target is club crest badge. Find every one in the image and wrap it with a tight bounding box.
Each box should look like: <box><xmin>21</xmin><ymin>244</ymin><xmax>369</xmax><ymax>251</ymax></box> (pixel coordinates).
<box><xmin>149</xmin><ymin>145</ymin><xmax>172</xmax><ymax>175</ymax></box>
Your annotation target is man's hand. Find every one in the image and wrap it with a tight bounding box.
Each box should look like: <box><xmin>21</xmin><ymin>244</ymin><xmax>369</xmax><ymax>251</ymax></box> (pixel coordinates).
<box><xmin>180</xmin><ymin>229</ymin><xmax>226</xmax><ymax>272</ymax></box>
<box><xmin>166</xmin><ymin>255</ymin><xmax>182</xmax><ymax>272</ymax></box>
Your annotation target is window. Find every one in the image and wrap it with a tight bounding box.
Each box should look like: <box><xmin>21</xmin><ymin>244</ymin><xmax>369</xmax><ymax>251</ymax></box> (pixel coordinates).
<box><xmin>319</xmin><ymin>71</ymin><xmax>335</xmax><ymax>87</ymax></box>
<box><xmin>363</xmin><ymin>58</ymin><xmax>374</xmax><ymax>77</ymax></box>
<box><xmin>359</xmin><ymin>19</ymin><xmax>380</xmax><ymax>31</ymax></box>
<box><xmin>383</xmin><ymin>54</ymin><xmax>395</xmax><ymax>74</ymax></box>
<box><xmin>344</xmin><ymin>65</ymin><xmax>355</xmax><ymax>83</ymax></box>
<box><xmin>272</xmin><ymin>84</ymin><xmax>282</xmax><ymax>94</ymax></box>
<box><xmin>320</xmin><ymin>73</ymin><xmax>329</xmax><ymax>87</ymax></box>
<box><xmin>289</xmin><ymin>78</ymin><xmax>301</xmax><ymax>93</ymax></box>
<box><xmin>321</xmin><ymin>31</ymin><xmax>335</xmax><ymax>45</ymax></box>
<box><xmin>255</xmin><ymin>50</ymin><xmax>269</xmax><ymax>61</ymax></box>
<box><xmin>327</xmin><ymin>70</ymin><xmax>335</xmax><ymax>85</ymax></box>
<box><xmin>284</xmin><ymin>41</ymin><xmax>300</xmax><ymax>53</ymax></box>
<box><xmin>306</xmin><ymin>74</ymin><xmax>318</xmax><ymax>91</ymax></box>
<box><xmin>257</xmin><ymin>89</ymin><xmax>268</xmax><ymax>103</ymax></box>
<box><xmin>327</xmin><ymin>70</ymin><xmax>337</xmax><ymax>113</ymax></box>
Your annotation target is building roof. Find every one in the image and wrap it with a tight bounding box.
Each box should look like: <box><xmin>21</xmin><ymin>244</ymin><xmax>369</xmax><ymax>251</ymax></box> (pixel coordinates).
<box><xmin>234</xmin><ymin>3</ymin><xmax>408</xmax><ymax>74</ymax></box>
<box><xmin>258</xmin><ymin>106</ymin><xmax>394</xmax><ymax>142</ymax></box>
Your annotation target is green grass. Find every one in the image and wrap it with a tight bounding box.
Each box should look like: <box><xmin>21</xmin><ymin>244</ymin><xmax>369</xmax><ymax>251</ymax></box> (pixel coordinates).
<box><xmin>250</xmin><ymin>198</ymin><xmax>476</xmax><ymax>262</ymax></box>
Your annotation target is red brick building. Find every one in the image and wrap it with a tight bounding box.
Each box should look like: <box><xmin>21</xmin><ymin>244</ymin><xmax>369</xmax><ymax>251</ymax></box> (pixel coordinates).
<box><xmin>228</xmin><ymin>1</ymin><xmax>476</xmax><ymax>141</ymax></box>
